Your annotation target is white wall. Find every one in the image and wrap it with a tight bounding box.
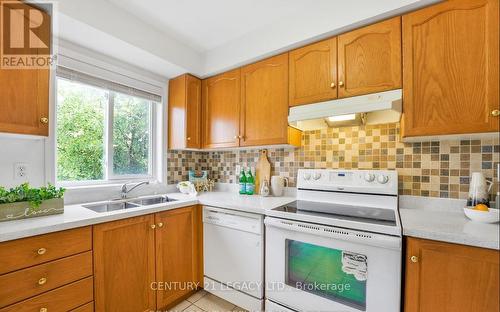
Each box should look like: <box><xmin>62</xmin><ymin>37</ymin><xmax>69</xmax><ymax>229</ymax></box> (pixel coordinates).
<box><xmin>0</xmin><ymin>137</ymin><xmax>47</xmax><ymax>188</ymax></box>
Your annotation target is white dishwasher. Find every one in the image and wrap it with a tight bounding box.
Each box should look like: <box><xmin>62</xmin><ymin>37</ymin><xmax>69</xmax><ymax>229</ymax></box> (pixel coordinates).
<box><xmin>203</xmin><ymin>206</ymin><xmax>264</xmax><ymax>311</ymax></box>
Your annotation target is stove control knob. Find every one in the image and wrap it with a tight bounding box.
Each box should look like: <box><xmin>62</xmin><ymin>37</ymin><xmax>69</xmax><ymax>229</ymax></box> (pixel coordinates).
<box><xmin>377</xmin><ymin>175</ymin><xmax>389</xmax><ymax>184</ymax></box>
<box><xmin>313</xmin><ymin>172</ymin><xmax>322</xmax><ymax>180</ymax></box>
<box><xmin>364</xmin><ymin>173</ymin><xmax>375</xmax><ymax>182</ymax></box>
<box><xmin>303</xmin><ymin>173</ymin><xmax>311</xmax><ymax>180</ymax></box>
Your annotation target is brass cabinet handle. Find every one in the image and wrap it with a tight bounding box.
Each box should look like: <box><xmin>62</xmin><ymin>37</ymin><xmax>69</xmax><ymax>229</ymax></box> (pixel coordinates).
<box><xmin>238</xmin><ymin>135</ymin><xmax>243</xmax><ymax>139</ymax></box>
<box><xmin>338</xmin><ymin>81</ymin><xmax>344</xmax><ymax>87</ymax></box>
<box><xmin>410</xmin><ymin>255</ymin><xmax>419</xmax><ymax>263</ymax></box>
<box><xmin>150</xmin><ymin>224</ymin><xmax>156</xmax><ymax>229</ymax></box>
<box><xmin>40</xmin><ymin>117</ymin><xmax>49</xmax><ymax>124</ymax></box>
<box><xmin>157</xmin><ymin>222</ymin><xmax>164</xmax><ymax>228</ymax></box>
<box><xmin>38</xmin><ymin>277</ymin><xmax>47</xmax><ymax>285</ymax></box>
<box><xmin>492</xmin><ymin>110</ymin><xmax>500</xmax><ymax>117</ymax></box>
<box><xmin>37</xmin><ymin>247</ymin><xmax>47</xmax><ymax>255</ymax></box>
<box><xmin>40</xmin><ymin>308</ymin><xmax>48</xmax><ymax>312</ymax></box>
<box><xmin>187</xmin><ymin>137</ymin><xmax>191</xmax><ymax>141</ymax></box>
<box><xmin>330</xmin><ymin>82</ymin><xmax>336</xmax><ymax>88</ymax></box>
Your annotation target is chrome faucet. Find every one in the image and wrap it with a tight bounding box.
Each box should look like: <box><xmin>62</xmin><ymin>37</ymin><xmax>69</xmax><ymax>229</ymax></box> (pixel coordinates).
<box><xmin>120</xmin><ymin>181</ymin><xmax>150</xmax><ymax>199</ymax></box>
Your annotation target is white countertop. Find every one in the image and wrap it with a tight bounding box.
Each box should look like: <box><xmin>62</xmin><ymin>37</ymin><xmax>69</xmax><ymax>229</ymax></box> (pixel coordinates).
<box><xmin>399</xmin><ymin>196</ymin><xmax>499</xmax><ymax>250</ymax></box>
<box><xmin>1</xmin><ymin>191</ymin><xmax>498</xmax><ymax>251</ymax></box>
<box><xmin>0</xmin><ymin>191</ymin><xmax>295</xmax><ymax>243</ymax></box>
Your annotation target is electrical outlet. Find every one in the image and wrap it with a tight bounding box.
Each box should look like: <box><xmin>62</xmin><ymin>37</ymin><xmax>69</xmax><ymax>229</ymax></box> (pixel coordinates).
<box><xmin>14</xmin><ymin>163</ymin><xmax>29</xmax><ymax>180</ymax></box>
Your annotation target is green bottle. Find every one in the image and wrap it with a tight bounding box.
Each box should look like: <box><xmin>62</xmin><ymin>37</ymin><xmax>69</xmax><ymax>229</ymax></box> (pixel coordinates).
<box><xmin>239</xmin><ymin>168</ymin><xmax>247</xmax><ymax>194</ymax></box>
<box><xmin>246</xmin><ymin>169</ymin><xmax>255</xmax><ymax>195</ymax></box>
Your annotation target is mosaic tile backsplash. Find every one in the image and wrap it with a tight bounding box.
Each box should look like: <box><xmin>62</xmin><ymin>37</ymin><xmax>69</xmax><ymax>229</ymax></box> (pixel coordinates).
<box><xmin>167</xmin><ymin>123</ymin><xmax>500</xmax><ymax>200</ymax></box>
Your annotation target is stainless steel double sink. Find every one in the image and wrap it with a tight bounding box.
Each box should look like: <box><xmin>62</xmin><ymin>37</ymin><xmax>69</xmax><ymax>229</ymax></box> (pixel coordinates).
<box><xmin>82</xmin><ymin>195</ymin><xmax>177</xmax><ymax>213</ymax></box>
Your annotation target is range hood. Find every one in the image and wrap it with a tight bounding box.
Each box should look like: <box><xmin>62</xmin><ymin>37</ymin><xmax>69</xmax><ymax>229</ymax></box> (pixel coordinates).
<box><xmin>288</xmin><ymin>89</ymin><xmax>402</xmax><ymax>130</ymax></box>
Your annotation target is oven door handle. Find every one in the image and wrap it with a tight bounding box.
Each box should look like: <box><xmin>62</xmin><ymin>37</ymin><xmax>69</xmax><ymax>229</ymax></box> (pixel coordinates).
<box><xmin>264</xmin><ymin>217</ymin><xmax>401</xmax><ymax>250</ymax></box>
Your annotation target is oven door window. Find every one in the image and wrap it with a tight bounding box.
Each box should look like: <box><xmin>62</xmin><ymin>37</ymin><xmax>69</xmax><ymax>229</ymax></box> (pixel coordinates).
<box><xmin>285</xmin><ymin>239</ymin><xmax>367</xmax><ymax>311</ymax></box>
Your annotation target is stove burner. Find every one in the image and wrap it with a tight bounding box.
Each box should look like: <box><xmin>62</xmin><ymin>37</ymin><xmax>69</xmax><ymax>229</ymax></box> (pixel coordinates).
<box><xmin>273</xmin><ymin>200</ymin><xmax>397</xmax><ymax>227</ymax></box>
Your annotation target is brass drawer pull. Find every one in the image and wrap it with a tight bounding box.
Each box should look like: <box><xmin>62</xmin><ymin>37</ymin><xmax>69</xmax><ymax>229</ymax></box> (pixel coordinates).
<box><xmin>40</xmin><ymin>308</ymin><xmax>48</xmax><ymax>312</ymax></box>
<box><xmin>410</xmin><ymin>255</ymin><xmax>419</xmax><ymax>263</ymax></box>
<box><xmin>338</xmin><ymin>81</ymin><xmax>344</xmax><ymax>87</ymax></box>
<box><xmin>492</xmin><ymin>110</ymin><xmax>500</xmax><ymax>117</ymax></box>
<box><xmin>38</xmin><ymin>277</ymin><xmax>47</xmax><ymax>285</ymax></box>
<box><xmin>40</xmin><ymin>117</ymin><xmax>49</xmax><ymax>124</ymax></box>
<box><xmin>330</xmin><ymin>82</ymin><xmax>336</xmax><ymax>88</ymax></box>
<box><xmin>157</xmin><ymin>222</ymin><xmax>164</xmax><ymax>228</ymax></box>
<box><xmin>37</xmin><ymin>248</ymin><xmax>47</xmax><ymax>255</ymax></box>
<box><xmin>150</xmin><ymin>224</ymin><xmax>156</xmax><ymax>229</ymax></box>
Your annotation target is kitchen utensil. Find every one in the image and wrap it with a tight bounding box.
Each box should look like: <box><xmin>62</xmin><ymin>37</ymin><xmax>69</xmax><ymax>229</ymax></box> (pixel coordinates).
<box><xmin>255</xmin><ymin>150</ymin><xmax>271</xmax><ymax>195</ymax></box>
<box><xmin>463</xmin><ymin>207</ymin><xmax>500</xmax><ymax>223</ymax></box>
<box><xmin>270</xmin><ymin>176</ymin><xmax>288</xmax><ymax>197</ymax></box>
<box><xmin>467</xmin><ymin>172</ymin><xmax>493</xmax><ymax>207</ymax></box>
<box><xmin>260</xmin><ymin>180</ymin><xmax>270</xmax><ymax>197</ymax></box>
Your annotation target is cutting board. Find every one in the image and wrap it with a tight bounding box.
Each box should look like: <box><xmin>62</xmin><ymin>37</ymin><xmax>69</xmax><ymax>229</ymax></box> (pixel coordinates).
<box><xmin>255</xmin><ymin>150</ymin><xmax>271</xmax><ymax>194</ymax></box>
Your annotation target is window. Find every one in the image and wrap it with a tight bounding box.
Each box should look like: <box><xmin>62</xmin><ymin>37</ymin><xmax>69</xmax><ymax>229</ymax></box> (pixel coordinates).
<box><xmin>55</xmin><ymin>67</ymin><xmax>161</xmax><ymax>185</ymax></box>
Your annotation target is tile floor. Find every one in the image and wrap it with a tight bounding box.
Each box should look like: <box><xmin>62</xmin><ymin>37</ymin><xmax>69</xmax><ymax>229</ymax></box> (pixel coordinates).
<box><xmin>169</xmin><ymin>290</ymin><xmax>247</xmax><ymax>312</ymax></box>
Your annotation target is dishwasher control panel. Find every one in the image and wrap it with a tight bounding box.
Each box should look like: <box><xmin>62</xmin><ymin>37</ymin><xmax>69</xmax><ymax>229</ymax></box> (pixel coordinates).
<box><xmin>203</xmin><ymin>206</ymin><xmax>263</xmax><ymax>235</ymax></box>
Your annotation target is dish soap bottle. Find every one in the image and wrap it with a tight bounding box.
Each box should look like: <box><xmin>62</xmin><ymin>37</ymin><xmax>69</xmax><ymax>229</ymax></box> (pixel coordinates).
<box><xmin>239</xmin><ymin>168</ymin><xmax>247</xmax><ymax>195</ymax></box>
<box><xmin>246</xmin><ymin>168</ymin><xmax>255</xmax><ymax>195</ymax></box>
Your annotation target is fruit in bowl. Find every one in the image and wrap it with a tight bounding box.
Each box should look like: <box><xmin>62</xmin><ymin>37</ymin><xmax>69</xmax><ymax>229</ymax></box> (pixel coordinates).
<box><xmin>464</xmin><ymin>204</ymin><xmax>500</xmax><ymax>223</ymax></box>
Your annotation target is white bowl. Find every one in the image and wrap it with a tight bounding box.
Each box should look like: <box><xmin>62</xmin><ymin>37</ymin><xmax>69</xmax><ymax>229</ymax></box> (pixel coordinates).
<box><xmin>463</xmin><ymin>207</ymin><xmax>500</xmax><ymax>223</ymax></box>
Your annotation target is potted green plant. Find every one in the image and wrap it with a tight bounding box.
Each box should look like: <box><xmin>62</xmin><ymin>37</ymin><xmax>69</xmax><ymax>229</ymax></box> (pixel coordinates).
<box><xmin>0</xmin><ymin>183</ymin><xmax>65</xmax><ymax>222</ymax></box>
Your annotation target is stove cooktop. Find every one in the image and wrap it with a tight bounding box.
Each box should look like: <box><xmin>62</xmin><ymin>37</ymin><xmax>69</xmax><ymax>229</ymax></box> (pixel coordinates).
<box><xmin>272</xmin><ymin>200</ymin><xmax>397</xmax><ymax>227</ymax></box>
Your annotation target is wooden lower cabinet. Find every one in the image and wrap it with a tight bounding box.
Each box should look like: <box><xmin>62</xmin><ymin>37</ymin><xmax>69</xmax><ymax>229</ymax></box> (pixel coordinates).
<box><xmin>0</xmin><ymin>277</ymin><xmax>94</xmax><ymax>312</ymax></box>
<box><xmin>405</xmin><ymin>237</ymin><xmax>499</xmax><ymax>312</ymax></box>
<box><xmin>155</xmin><ymin>206</ymin><xmax>203</xmax><ymax>310</ymax></box>
<box><xmin>93</xmin><ymin>215</ymin><xmax>157</xmax><ymax>312</ymax></box>
<box><xmin>93</xmin><ymin>206</ymin><xmax>202</xmax><ymax>312</ymax></box>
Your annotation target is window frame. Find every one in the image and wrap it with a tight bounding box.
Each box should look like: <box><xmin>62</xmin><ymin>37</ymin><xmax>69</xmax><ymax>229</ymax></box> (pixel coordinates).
<box><xmin>55</xmin><ymin>76</ymin><xmax>159</xmax><ymax>187</ymax></box>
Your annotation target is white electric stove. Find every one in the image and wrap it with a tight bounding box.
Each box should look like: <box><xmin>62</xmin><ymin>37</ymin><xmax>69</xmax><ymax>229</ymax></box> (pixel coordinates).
<box><xmin>265</xmin><ymin>169</ymin><xmax>402</xmax><ymax>312</ymax></box>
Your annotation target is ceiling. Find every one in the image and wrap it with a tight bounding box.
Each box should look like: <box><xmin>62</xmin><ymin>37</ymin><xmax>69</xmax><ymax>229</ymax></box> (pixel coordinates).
<box><xmin>105</xmin><ymin>0</ymin><xmax>310</xmax><ymax>52</ymax></box>
<box><xmin>56</xmin><ymin>0</ymin><xmax>441</xmax><ymax>79</ymax></box>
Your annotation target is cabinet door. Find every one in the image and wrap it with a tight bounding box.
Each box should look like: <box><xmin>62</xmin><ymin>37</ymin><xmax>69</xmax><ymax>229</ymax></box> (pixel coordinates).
<box><xmin>202</xmin><ymin>69</ymin><xmax>241</xmax><ymax>148</ymax></box>
<box><xmin>338</xmin><ymin>17</ymin><xmax>401</xmax><ymax>98</ymax></box>
<box><xmin>155</xmin><ymin>206</ymin><xmax>202</xmax><ymax>310</ymax></box>
<box><xmin>168</xmin><ymin>75</ymin><xmax>187</xmax><ymax>149</ymax></box>
<box><xmin>185</xmin><ymin>75</ymin><xmax>202</xmax><ymax>148</ymax></box>
<box><xmin>289</xmin><ymin>38</ymin><xmax>337</xmax><ymax>106</ymax></box>
<box><xmin>402</xmin><ymin>0</ymin><xmax>499</xmax><ymax>137</ymax></box>
<box><xmin>93</xmin><ymin>215</ymin><xmax>156</xmax><ymax>312</ymax></box>
<box><xmin>0</xmin><ymin>2</ymin><xmax>50</xmax><ymax>136</ymax></box>
<box><xmin>240</xmin><ymin>53</ymin><xmax>289</xmax><ymax>146</ymax></box>
<box><xmin>405</xmin><ymin>238</ymin><xmax>499</xmax><ymax>312</ymax></box>
<box><xmin>168</xmin><ymin>74</ymin><xmax>201</xmax><ymax>149</ymax></box>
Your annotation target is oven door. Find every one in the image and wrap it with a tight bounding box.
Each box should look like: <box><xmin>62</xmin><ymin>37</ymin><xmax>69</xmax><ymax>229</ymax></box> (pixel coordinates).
<box><xmin>265</xmin><ymin>217</ymin><xmax>402</xmax><ymax>312</ymax></box>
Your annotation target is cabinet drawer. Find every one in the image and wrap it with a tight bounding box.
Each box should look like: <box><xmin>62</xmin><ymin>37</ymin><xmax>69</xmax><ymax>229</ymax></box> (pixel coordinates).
<box><xmin>0</xmin><ymin>251</ymin><xmax>93</xmax><ymax>308</ymax></box>
<box><xmin>71</xmin><ymin>302</ymin><xmax>94</xmax><ymax>312</ymax></box>
<box><xmin>0</xmin><ymin>227</ymin><xmax>92</xmax><ymax>274</ymax></box>
<box><xmin>0</xmin><ymin>277</ymin><xmax>93</xmax><ymax>312</ymax></box>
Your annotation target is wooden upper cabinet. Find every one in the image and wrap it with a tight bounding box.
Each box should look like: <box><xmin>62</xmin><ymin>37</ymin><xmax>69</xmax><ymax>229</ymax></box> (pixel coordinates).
<box><xmin>202</xmin><ymin>69</ymin><xmax>241</xmax><ymax>148</ymax></box>
<box><xmin>338</xmin><ymin>17</ymin><xmax>401</xmax><ymax>98</ymax></box>
<box><xmin>402</xmin><ymin>0</ymin><xmax>499</xmax><ymax>137</ymax></box>
<box><xmin>240</xmin><ymin>53</ymin><xmax>289</xmax><ymax>146</ymax></box>
<box><xmin>289</xmin><ymin>38</ymin><xmax>337</xmax><ymax>106</ymax></box>
<box><xmin>405</xmin><ymin>237</ymin><xmax>499</xmax><ymax>312</ymax></box>
<box><xmin>93</xmin><ymin>215</ymin><xmax>156</xmax><ymax>312</ymax></box>
<box><xmin>0</xmin><ymin>2</ymin><xmax>50</xmax><ymax>136</ymax></box>
<box><xmin>168</xmin><ymin>74</ymin><xmax>201</xmax><ymax>149</ymax></box>
<box><xmin>155</xmin><ymin>206</ymin><xmax>202</xmax><ymax>310</ymax></box>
